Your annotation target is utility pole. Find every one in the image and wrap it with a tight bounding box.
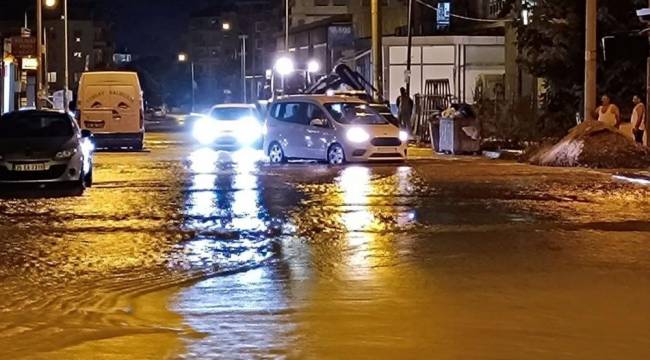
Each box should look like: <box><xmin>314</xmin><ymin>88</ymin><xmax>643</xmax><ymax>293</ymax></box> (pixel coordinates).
<box><xmin>584</xmin><ymin>0</ymin><xmax>597</xmax><ymax>121</ymax></box>
<box><xmin>36</xmin><ymin>0</ymin><xmax>43</xmax><ymax>109</ymax></box>
<box><xmin>371</xmin><ymin>0</ymin><xmax>383</xmax><ymax>101</ymax></box>
<box><xmin>646</xmin><ymin>0</ymin><xmax>650</xmax><ymax>146</ymax></box>
<box><xmin>405</xmin><ymin>0</ymin><xmax>414</xmax><ymax>97</ymax></box>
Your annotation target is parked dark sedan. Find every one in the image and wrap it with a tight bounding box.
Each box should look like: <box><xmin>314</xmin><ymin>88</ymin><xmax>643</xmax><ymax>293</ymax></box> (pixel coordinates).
<box><xmin>0</xmin><ymin>110</ymin><xmax>94</xmax><ymax>192</ymax></box>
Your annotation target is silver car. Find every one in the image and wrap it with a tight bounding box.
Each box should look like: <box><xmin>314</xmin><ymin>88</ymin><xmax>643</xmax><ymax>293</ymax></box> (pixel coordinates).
<box><xmin>0</xmin><ymin>110</ymin><xmax>94</xmax><ymax>191</ymax></box>
<box><xmin>263</xmin><ymin>96</ymin><xmax>408</xmax><ymax>164</ymax></box>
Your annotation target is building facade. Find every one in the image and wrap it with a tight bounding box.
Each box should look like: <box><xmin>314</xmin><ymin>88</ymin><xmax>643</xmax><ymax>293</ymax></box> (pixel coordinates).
<box><xmin>188</xmin><ymin>0</ymin><xmax>280</xmax><ymax>104</ymax></box>
<box><xmin>290</xmin><ymin>0</ymin><xmax>349</xmax><ymax>28</ymax></box>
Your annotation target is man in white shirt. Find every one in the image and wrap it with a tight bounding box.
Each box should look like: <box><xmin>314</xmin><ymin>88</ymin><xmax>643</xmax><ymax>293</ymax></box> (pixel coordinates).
<box><xmin>631</xmin><ymin>95</ymin><xmax>646</xmax><ymax>144</ymax></box>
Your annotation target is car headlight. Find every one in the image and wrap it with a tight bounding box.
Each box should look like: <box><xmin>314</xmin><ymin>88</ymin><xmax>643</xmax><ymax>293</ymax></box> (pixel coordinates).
<box><xmin>55</xmin><ymin>148</ymin><xmax>78</xmax><ymax>160</ymax></box>
<box><xmin>346</xmin><ymin>127</ymin><xmax>370</xmax><ymax>143</ymax></box>
<box><xmin>192</xmin><ymin>117</ymin><xmax>220</xmax><ymax>145</ymax></box>
<box><xmin>234</xmin><ymin>117</ymin><xmax>262</xmax><ymax>145</ymax></box>
<box><xmin>399</xmin><ymin>130</ymin><xmax>409</xmax><ymax>142</ymax></box>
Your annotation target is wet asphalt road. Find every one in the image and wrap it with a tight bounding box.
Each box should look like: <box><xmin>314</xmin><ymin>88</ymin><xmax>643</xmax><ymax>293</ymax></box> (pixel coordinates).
<box><xmin>0</xmin><ymin>132</ymin><xmax>649</xmax><ymax>359</ymax></box>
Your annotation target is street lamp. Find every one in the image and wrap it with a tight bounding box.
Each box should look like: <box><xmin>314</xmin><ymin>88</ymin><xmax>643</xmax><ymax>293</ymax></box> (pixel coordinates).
<box><xmin>178</xmin><ymin>53</ymin><xmax>195</xmax><ymax>112</ymax></box>
<box><xmin>222</xmin><ymin>22</ymin><xmax>231</xmax><ymax>31</ymax></box>
<box><xmin>43</xmin><ymin>0</ymin><xmax>69</xmax><ymax>112</ymax></box>
<box><xmin>274</xmin><ymin>57</ymin><xmax>293</xmax><ymax>95</ymax></box>
<box><xmin>307</xmin><ymin>60</ymin><xmax>320</xmax><ymax>74</ymax></box>
<box><xmin>274</xmin><ymin>57</ymin><xmax>294</xmax><ymax>76</ymax></box>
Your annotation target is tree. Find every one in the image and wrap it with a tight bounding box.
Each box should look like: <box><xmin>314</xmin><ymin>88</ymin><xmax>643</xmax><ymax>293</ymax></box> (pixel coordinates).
<box><xmin>513</xmin><ymin>0</ymin><xmax>647</xmax><ymax>134</ymax></box>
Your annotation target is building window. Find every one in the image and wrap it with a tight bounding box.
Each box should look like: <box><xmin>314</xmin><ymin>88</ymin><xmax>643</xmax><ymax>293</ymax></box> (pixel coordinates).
<box><xmin>47</xmin><ymin>72</ymin><xmax>57</xmax><ymax>83</ymax></box>
<box><xmin>333</xmin><ymin>0</ymin><xmax>347</xmax><ymax>5</ymax></box>
<box><xmin>255</xmin><ymin>21</ymin><xmax>265</xmax><ymax>33</ymax></box>
<box><xmin>73</xmin><ymin>30</ymin><xmax>82</xmax><ymax>42</ymax></box>
<box><xmin>73</xmin><ymin>52</ymin><xmax>82</xmax><ymax>58</ymax></box>
<box><xmin>315</xmin><ymin>0</ymin><xmax>329</xmax><ymax>6</ymax></box>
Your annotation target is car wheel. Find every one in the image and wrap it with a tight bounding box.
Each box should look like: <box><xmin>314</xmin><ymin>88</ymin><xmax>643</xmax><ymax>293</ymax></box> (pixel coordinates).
<box><xmin>268</xmin><ymin>143</ymin><xmax>286</xmax><ymax>164</ymax></box>
<box><xmin>327</xmin><ymin>144</ymin><xmax>345</xmax><ymax>165</ymax></box>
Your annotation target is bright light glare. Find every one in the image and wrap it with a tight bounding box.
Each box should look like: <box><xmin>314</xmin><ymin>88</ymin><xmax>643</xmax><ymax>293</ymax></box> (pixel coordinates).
<box><xmin>222</xmin><ymin>22</ymin><xmax>231</xmax><ymax>31</ymax></box>
<box><xmin>307</xmin><ymin>60</ymin><xmax>320</xmax><ymax>73</ymax></box>
<box><xmin>613</xmin><ymin>175</ymin><xmax>650</xmax><ymax>186</ymax></box>
<box><xmin>399</xmin><ymin>130</ymin><xmax>408</xmax><ymax>142</ymax></box>
<box><xmin>45</xmin><ymin>0</ymin><xmax>56</xmax><ymax>7</ymax></box>
<box><xmin>192</xmin><ymin>117</ymin><xmax>219</xmax><ymax>145</ymax></box>
<box><xmin>274</xmin><ymin>57</ymin><xmax>294</xmax><ymax>76</ymax></box>
<box><xmin>346</xmin><ymin>127</ymin><xmax>370</xmax><ymax>143</ymax></box>
<box><xmin>178</xmin><ymin>53</ymin><xmax>188</xmax><ymax>62</ymax></box>
<box><xmin>234</xmin><ymin>117</ymin><xmax>262</xmax><ymax>145</ymax></box>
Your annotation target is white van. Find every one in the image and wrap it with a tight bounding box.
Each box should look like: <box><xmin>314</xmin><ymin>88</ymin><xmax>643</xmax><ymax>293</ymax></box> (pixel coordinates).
<box><xmin>77</xmin><ymin>71</ymin><xmax>145</xmax><ymax>150</ymax></box>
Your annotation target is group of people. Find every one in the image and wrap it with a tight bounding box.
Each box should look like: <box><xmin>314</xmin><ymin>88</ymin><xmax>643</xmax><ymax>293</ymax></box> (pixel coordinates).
<box><xmin>594</xmin><ymin>94</ymin><xmax>646</xmax><ymax>144</ymax></box>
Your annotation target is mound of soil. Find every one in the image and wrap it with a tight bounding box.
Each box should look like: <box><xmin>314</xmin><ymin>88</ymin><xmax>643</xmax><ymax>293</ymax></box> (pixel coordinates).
<box><xmin>526</xmin><ymin>121</ymin><xmax>650</xmax><ymax>168</ymax></box>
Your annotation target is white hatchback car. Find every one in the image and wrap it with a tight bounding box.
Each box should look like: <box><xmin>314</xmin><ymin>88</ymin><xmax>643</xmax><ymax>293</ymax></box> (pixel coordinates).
<box><xmin>264</xmin><ymin>96</ymin><xmax>407</xmax><ymax>164</ymax></box>
<box><xmin>192</xmin><ymin>104</ymin><xmax>263</xmax><ymax>149</ymax></box>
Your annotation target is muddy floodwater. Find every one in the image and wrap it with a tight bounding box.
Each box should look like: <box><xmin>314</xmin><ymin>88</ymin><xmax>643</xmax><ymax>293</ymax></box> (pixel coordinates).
<box><xmin>0</xmin><ymin>133</ymin><xmax>649</xmax><ymax>359</ymax></box>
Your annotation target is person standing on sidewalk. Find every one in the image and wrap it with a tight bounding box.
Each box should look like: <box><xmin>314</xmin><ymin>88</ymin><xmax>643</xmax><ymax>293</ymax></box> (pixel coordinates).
<box><xmin>594</xmin><ymin>94</ymin><xmax>621</xmax><ymax>129</ymax></box>
<box><xmin>631</xmin><ymin>95</ymin><xmax>646</xmax><ymax>144</ymax></box>
<box><xmin>396</xmin><ymin>87</ymin><xmax>413</xmax><ymax>130</ymax></box>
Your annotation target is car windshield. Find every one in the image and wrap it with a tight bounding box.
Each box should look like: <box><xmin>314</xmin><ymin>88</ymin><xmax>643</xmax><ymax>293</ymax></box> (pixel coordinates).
<box><xmin>0</xmin><ymin>113</ymin><xmax>73</xmax><ymax>138</ymax></box>
<box><xmin>211</xmin><ymin>107</ymin><xmax>256</xmax><ymax>120</ymax></box>
<box><xmin>324</xmin><ymin>103</ymin><xmax>388</xmax><ymax>125</ymax></box>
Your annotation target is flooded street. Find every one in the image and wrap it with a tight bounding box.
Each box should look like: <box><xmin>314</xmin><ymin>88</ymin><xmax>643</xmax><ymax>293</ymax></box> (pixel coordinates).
<box><xmin>1</xmin><ymin>132</ymin><xmax>649</xmax><ymax>359</ymax></box>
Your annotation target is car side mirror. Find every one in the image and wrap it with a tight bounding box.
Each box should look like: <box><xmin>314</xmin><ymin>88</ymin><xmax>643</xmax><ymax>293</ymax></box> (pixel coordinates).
<box><xmin>309</xmin><ymin>118</ymin><xmax>327</xmax><ymax>127</ymax></box>
<box><xmin>81</xmin><ymin>129</ymin><xmax>93</xmax><ymax>138</ymax></box>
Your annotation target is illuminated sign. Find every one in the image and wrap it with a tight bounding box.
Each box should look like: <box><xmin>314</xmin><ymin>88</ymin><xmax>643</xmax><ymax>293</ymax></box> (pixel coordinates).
<box><xmin>22</xmin><ymin>57</ymin><xmax>38</xmax><ymax>70</ymax></box>
<box><xmin>437</xmin><ymin>2</ymin><xmax>451</xmax><ymax>30</ymax></box>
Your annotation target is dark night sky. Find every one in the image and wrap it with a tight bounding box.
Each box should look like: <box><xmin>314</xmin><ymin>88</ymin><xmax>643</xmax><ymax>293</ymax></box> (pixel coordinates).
<box><xmin>2</xmin><ymin>0</ymin><xmax>239</xmax><ymax>57</ymax></box>
<box><xmin>97</xmin><ymin>0</ymin><xmax>214</xmax><ymax>57</ymax></box>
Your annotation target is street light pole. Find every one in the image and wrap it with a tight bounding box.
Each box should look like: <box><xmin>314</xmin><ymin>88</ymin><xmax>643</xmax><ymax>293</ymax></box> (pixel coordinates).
<box><xmin>285</xmin><ymin>0</ymin><xmax>289</xmax><ymax>52</ymax></box>
<box><xmin>240</xmin><ymin>35</ymin><xmax>248</xmax><ymax>103</ymax></box>
<box><xmin>405</xmin><ymin>0</ymin><xmax>414</xmax><ymax>97</ymax></box>
<box><xmin>371</xmin><ymin>0</ymin><xmax>383</xmax><ymax>101</ymax></box>
<box><xmin>190</xmin><ymin>61</ymin><xmax>195</xmax><ymax>112</ymax></box>
<box><xmin>63</xmin><ymin>0</ymin><xmax>69</xmax><ymax>113</ymax></box>
<box><xmin>584</xmin><ymin>0</ymin><xmax>597</xmax><ymax>121</ymax></box>
<box><xmin>36</xmin><ymin>0</ymin><xmax>43</xmax><ymax>109</ymax></box>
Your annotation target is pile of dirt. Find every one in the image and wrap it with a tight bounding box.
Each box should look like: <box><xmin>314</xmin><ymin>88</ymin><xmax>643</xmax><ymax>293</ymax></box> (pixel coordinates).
<box><xmin>526</xmin><ymin>121</ymin><xmax>650</xmax><ymax>168</ymax></box>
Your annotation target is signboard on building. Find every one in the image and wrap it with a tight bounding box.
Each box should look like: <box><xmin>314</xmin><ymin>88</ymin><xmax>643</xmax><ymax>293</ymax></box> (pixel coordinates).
<box><xmin>328</xmin><ymin>25</ymin><xmax>353</xmax><ymax>47</ymax></box>
<box><xmin>21</xmin><ymin>57</ymin><xmax>38</xmax><ymax>70</ymax></box>
<box><xmin>437</xmin><ymin>2</ymin><xmax>451</xmax><ymax>30</ymax></box>
<box><xmin>10</xmin><ymin>37</ymin><xmax>37</xmax><ymax>58</ymax></box>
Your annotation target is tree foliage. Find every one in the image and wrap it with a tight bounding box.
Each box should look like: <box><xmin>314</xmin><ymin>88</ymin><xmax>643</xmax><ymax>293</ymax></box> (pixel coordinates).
<box><xmin>513</xmin><ymin>0</ymin><xmax>647</xmax><ymax>132</ymax></box>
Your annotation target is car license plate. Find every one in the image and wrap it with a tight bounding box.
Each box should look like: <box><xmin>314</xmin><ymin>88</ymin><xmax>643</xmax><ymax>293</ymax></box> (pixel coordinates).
<box><xmin>13</xmin><ymin>163</ymin><xmax>48</xmax><ymax>172</ymax></box>
<box><xmin>378</xmin><ymin>147</ymin><xmax>396</xmax><ymax>152</ymax></box>
<box><xmin>85</xmin><ymin>121</ymin><xmax>105</xmax><ymax>129</ymax></box>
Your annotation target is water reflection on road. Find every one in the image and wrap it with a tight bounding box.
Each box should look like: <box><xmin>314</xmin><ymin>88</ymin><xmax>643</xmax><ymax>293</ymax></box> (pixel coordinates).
<box><xmin>1</xmin><ymin>133</ymin><xmax>649</xmax><ymax>359</ymax></box>
<box><xmin>174</xmin><ymin>148</ymin><xmax>296</xmax><ymax>357</ymax></box>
